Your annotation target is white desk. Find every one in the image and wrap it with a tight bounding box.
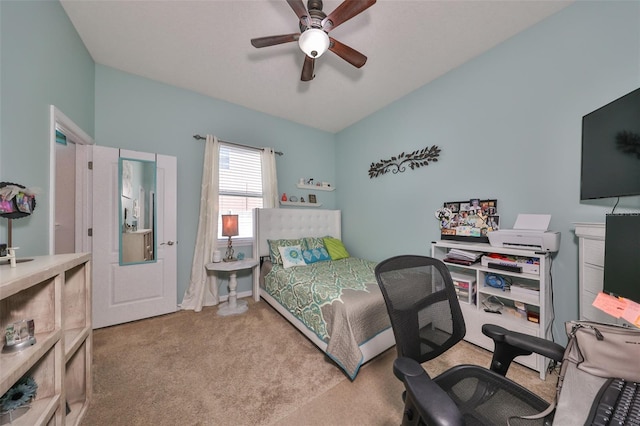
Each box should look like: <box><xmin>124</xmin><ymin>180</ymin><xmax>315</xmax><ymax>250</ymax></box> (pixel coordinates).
<box><xmin>206</xmin><ymin>258</ymin><xmax>258</xmax><ymax>316</ymax></box>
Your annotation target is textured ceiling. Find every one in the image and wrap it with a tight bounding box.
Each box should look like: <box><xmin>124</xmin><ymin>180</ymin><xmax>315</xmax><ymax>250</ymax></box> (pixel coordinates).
<box><xmin>60</xmin><ymin>0</ymin><xmax>572</xmax><ymax>133</ymax></box>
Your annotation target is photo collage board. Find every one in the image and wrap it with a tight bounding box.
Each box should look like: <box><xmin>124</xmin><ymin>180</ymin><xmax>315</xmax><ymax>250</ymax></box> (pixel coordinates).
<box><xmin>437</xmin><ymin>199</ymin><xmax>499</xmax><ymax>243</ymax></box>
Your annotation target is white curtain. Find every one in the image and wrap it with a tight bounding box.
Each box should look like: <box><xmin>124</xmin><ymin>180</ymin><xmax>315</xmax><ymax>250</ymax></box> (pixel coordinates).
<box><xmin>180</xmin><ymin>135</ymin><xmax>220</xmax><ymax>311</ymax></box>
<box><xmin>261</xmin><ymin>148</ymin><xmax>279</xmax><ymax>208</ymax></box>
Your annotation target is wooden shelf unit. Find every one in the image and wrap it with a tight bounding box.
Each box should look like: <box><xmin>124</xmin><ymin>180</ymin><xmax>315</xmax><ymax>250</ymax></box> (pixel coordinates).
<box><xmin>0</xmin><ymin>253</ymin><xmax>92</xmax><ymax>425</ymax></box>
<box><xmin>431</xmin><ymin>241</ymin><xmax>554</xmax><ymax>379</ymax></box>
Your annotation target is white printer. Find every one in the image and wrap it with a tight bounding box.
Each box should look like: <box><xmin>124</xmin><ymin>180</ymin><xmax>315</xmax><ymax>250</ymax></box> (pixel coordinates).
<box><xmin>488</xmin><ymin>214</ymin><xmax>560</xmax><ymax>252</ymax></box>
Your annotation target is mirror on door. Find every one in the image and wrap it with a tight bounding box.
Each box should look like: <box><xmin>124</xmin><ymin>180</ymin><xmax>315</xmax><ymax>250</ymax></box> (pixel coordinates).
<box><xmin>119</xmin><ymin>158</ymin><xmax>156</xmax><ymax>264</ymax></box>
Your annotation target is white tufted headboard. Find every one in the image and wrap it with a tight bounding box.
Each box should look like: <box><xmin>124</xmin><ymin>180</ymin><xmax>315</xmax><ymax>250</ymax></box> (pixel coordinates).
<box><xmin>253</xmin><ymin>208</ymin><xmax>341</xmax><ymax>258</ymax></box>
<box><xmin>251</xmin><ymin>208</ymin><xmax>341</xmax><ymax>301</ymax></box>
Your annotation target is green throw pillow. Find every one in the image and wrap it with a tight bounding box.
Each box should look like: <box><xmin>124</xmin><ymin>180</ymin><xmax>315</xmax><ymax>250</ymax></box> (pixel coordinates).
<box><xmin>323</xmin><ymin>237</ymin><xmax>350</xmax><ymax>260</ymax></box>
<box><xmin>302</xmin><ymin>236</ymin><xmax>326</xmax><ymax>251</ymax></box>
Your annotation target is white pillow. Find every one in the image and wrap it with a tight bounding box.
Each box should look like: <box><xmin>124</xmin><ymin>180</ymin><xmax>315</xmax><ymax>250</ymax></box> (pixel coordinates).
<box><xmin>278</xmin><ymin>245</ymin><xmax>306</xmax><ymax>269</ymax></box>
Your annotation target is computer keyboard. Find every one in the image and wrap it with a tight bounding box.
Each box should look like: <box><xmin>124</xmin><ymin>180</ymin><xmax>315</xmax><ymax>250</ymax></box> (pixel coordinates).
<box><xmin>587</xmin><ymin>378</ymin><xmax>640</xmax><ymax>426</ymax></box>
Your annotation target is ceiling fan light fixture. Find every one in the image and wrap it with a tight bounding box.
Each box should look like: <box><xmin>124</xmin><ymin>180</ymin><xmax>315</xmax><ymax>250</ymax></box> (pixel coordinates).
<box><xmin>298</xmin><ymin>28</ymin><xmax>329</xmax><ymax>58</ymax></box>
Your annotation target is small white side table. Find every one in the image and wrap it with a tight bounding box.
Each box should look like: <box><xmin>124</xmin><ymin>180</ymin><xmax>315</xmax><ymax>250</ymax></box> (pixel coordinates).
<box><xmin>206</xmin><ymin>258</ymin><xmax>259</xmax><ymax>316</ymax></box>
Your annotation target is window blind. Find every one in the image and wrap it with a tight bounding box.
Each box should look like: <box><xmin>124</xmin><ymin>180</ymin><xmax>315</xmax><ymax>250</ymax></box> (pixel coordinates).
<box><xmin>218</xmin><ymin>144</ymin><xmax>263</xmax><ymax>239</ymax></box>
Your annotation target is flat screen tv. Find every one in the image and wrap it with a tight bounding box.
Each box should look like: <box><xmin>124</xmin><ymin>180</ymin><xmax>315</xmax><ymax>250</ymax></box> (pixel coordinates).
<box><xmin>580</xmin><ymin>87</ymin><xmax>640</xmax><ymax>200</ymax></box>
<box><xmin>603</xmin><ymin>214</ymin><xmax>640</xmax><ymax>304</ymax></box>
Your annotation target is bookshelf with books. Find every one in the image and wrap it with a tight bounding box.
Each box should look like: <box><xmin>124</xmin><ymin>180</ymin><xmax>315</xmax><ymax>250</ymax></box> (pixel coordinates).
<box><xmin>432</xmin><ymin>241</ymin><xmax>553</xmax><ymax>379</ymax></box>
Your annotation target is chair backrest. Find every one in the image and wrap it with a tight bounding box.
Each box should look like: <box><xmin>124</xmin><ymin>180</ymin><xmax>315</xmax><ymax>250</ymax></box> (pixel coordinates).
<box><xmin>375</xmin><ymin>255</ymin><xmax>466</xmax><ymax>363</ymax></box>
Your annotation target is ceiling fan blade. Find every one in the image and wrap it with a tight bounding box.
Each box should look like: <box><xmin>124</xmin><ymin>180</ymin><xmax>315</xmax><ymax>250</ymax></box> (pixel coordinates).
<box><xmin>251</xmin><ymin>33</ymin><xmax>300</xmax><ymax>48</ymax></box>
<box><xmin>301</xmin><ymin>55</ymin><xmax>315</xmax><ymax>81</ymax></box>
<box><xmin>329</xmin><ymin>37</ymin><xmax>367</xmax><ymax>68</ymax></box>
<box><xmin>322</xmin><ymin>0</ymin><xmax>376</xmax><ymax>31</ymax></box>
<box><xmin>287</xmin><ymin>0</ymin><xmax>310</xmax><ymax>27</ymax></box>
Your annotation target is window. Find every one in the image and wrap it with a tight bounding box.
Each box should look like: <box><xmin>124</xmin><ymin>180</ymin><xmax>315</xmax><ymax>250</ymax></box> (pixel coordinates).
<box><xmin>218</xmin><ymin>143</ymin><xmax>263</xmax><ymax>239</ymax></box>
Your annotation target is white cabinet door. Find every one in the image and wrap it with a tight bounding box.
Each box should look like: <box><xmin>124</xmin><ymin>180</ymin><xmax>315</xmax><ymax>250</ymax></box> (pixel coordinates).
<box><xmin>92</xmin><ymin>146</ymin><xmax>177</xmax><ymax>328</ymax></box>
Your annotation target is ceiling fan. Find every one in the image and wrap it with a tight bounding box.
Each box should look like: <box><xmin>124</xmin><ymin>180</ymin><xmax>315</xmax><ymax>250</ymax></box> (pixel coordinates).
<box><xmin>251</xmin><ymin>0</ymin><xmax>376</xmax><ymax>82</ymax></box>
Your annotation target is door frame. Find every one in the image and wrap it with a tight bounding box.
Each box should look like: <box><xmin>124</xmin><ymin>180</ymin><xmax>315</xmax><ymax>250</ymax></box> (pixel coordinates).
<box><xmin>49</xmin><ymin>105</ymin><xmax>94</xmax><ymax>254</ymax></box>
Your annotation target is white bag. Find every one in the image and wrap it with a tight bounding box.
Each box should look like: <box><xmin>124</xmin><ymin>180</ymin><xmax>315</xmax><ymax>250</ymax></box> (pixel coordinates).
<box><xmin>552</xmin><ymin>321</ymin><xmax>640</xmax><ymax>425</ymax></box>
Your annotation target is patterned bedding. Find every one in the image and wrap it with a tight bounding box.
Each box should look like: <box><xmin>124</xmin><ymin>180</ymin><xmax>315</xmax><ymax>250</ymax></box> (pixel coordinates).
<box><xmin>264</xmin><ymin>257</ymin><xmax>391</xmax><ymax>379</ymax></box>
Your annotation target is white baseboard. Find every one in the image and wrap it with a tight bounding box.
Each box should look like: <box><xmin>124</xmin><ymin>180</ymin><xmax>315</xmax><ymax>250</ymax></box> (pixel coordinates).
<box><xmin>219</xmin><ymin>290</ymin><xmax>253</xmax><ymax>302</ymax></box>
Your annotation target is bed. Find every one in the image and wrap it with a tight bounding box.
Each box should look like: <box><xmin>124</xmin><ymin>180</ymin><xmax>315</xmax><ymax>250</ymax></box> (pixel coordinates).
<box><xmin>252</xmin><ymin>208</ymin><xmax>395</xmax><ymax>379</ymax></box>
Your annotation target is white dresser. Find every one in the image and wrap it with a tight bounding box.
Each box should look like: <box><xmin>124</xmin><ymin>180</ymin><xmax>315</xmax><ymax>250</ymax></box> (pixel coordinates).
<box><xmin>122</xmin><ymin>229</ymin><xmax>153</xmax><ymax>263</ymax></box>
<box><xmin>574</xmin><ymin>222</ymin><xmax>613</xmax><ymax>322</ymax></box>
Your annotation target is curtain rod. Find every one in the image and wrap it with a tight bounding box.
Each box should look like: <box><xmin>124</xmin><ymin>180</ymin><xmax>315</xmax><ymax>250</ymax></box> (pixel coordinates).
<box><xmin>193</xmin><ymin>134</ymin><xmax>283</xmax><ymax>156</ymax></box>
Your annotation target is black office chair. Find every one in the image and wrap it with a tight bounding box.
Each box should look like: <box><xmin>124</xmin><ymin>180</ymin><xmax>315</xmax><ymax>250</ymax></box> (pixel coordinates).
<box><xmin>374</xmin><ymin>255</ymin><xmax>565</xmax><ymax>426</ymax></box>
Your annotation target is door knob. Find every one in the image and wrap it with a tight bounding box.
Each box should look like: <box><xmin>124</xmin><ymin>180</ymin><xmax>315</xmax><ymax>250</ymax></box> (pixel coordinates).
<box><xmin>161</xmin><ymin>241</ymin><xmax>176</xmax><ymax>246</ymax></box>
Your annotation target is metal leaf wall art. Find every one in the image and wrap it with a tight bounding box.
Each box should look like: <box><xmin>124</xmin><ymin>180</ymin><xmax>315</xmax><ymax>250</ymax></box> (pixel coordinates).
<box><xmin>368</xmin><ymin>145</ymin><xmax>441</xmax><ymax>179</ymax></box>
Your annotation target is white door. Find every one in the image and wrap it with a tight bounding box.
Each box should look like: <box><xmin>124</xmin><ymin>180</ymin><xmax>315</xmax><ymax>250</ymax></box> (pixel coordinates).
<box><xmin>92</xmin><ymin>146</ymin><xmax>178</xmax><ymax>328</ymax></box>
<box><xmin>54</xmin><ymin>140</ymin><xmax>76</xmax><ymax>254</ymax></box>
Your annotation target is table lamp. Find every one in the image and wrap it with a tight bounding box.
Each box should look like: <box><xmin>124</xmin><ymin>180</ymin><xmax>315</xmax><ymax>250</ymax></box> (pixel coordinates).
<box><xmin>221</xmin><ymin>214</ymin><xmax>239</xmax><ymax>262</ymax></box>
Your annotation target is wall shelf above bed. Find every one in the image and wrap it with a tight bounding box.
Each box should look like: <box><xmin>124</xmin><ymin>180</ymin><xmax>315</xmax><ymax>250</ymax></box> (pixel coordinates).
<box><xmin>296</xmin><ymin>184</ymin><xmax>335</xmax><ymax>191</ymax></box>
<box><xmin>280</xmin><ymin>200</ymin><xmax>323</xmax><ymax>207</ymax></box>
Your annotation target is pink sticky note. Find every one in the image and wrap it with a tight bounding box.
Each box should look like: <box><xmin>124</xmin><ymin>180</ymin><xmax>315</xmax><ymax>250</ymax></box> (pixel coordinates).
<box><xmin>621</xmin><ymin>298</ymin><xmax>640</xmax><ymax>327</ymax></box>
<box><xmin>592</xmin><ymin>292</ymin><xmax>627</xmax><ymax>318</ymax></box>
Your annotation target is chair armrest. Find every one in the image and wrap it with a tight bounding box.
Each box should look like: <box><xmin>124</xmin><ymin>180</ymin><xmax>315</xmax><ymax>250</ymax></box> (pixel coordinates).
<box><xmin>482</xmin><ymin>324</ymin><xmax>565</xmax><ymax>375</ymax></box>
<box><xmin>394</xmin><ymin>357</ymin><xmax>464</xmax><ymax>426</ymax></box>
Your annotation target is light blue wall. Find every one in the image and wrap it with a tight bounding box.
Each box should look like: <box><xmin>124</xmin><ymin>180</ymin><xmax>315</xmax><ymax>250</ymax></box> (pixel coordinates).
<box><xmin>2</xmin><ymin>1</ymin><xmax>639</xmax><ymax>341</ymax></box>
<box><xmin>94</xmin><ymin>65</ymin><xmax>337</xmax><ymax>299</ymax></box>
<box><xmin>0</xmin><ymin>0</ymin><xmax>95</xmax><ymax>253</ymax></box>
<box><xmin>335</xmin><ymin>1</ymin><xmax>640</xmax><ymax>343</ymax></box>
<box><xmin>0</xmin><ymin>0</ymin><xmax>336</xmax><ymax>302</ymax></box>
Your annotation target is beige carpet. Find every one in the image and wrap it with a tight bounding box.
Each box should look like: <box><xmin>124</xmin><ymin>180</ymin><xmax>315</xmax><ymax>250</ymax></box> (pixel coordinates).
<box><xmin>82</xmin><ymin>298</ymin><xmax>557</xmax><ymax>426</ymax></box>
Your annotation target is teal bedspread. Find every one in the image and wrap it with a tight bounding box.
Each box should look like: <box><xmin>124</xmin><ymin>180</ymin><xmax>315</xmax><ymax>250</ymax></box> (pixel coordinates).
<box><xmin>265</xmin><ymin>257</ymin><xmax>391</xmax><ymax>379</ymax></box>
